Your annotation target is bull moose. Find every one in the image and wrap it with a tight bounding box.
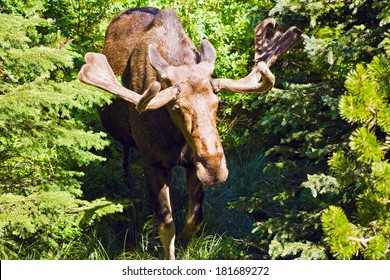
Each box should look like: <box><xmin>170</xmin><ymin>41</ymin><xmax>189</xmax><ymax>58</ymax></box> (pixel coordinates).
<box><xmin>78</xmin><ymin>7</ymin><xmax>302</xmax><ymax>259</ymax></box>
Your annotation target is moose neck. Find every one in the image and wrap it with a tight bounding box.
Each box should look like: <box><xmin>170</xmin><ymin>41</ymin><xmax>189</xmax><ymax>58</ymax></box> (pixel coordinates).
<box><xmin>124</xmin><ymin>10</ymin><xmax>198</xmax><ymax>93</ymax></box>
<box><xmin>151</xmin><ymin>10</ymin><xmax>198</xmax><ymax>68</ymax></box>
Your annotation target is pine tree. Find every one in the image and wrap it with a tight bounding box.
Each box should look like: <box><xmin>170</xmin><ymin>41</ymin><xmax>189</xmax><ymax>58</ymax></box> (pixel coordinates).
<box><xmin>0</xmin><ymin>11</ymin><xmax>122</xmax><ymax>259</ymax></box>
<box><xmin>321</xmin><ymin>36</ymin><xmax>390</xmax><ymax>259</ymax></box>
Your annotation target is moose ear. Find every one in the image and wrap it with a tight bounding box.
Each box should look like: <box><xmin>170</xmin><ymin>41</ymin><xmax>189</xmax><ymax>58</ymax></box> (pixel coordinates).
<box><xmin>199</xmin><ymin>40</ymin><xmax>216</xmax><ymax>65</ymax></box>
<box><xmin>148</xmin><ymin>44</ymin><xmax>170</xmax><ymax>78</ymax></box>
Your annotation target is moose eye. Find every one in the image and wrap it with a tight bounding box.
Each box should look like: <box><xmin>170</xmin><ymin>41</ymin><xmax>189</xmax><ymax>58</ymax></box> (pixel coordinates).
<box><xmin>171</xmin><ymin>105</ymin><xmax>184</xmax><ymax>116</ymax></box>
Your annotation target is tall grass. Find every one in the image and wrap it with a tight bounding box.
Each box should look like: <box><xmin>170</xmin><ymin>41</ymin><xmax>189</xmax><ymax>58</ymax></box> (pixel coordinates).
<box><xmin>52</xmin><ymin>234</ymin><xmax>110</xmax><ymax>260</ymax></box>
<box><xmin>80</xmin><ymin>145</ymin><xmax>269</xmax><ymax>259</ymax></box>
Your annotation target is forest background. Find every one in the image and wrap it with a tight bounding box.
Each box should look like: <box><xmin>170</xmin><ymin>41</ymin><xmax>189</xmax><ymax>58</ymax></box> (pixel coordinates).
<box><xmin>0</xmin><ymin>0</ymin><xmax>389</xmax><ymax>260</ymax></box>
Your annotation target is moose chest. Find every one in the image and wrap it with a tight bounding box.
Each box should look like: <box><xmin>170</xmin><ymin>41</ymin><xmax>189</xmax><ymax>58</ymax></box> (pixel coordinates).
<box><xmin>128</xmin><ymin>105</ymin><xmax>190</xmax><ymax>168</ymax></box>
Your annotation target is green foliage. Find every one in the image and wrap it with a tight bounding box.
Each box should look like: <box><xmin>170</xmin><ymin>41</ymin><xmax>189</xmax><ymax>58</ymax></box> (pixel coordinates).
<box><xmin>322</xmin><ymin>48</ymin><xmax>390</xmax><ymax>259</ymax></box>
<box><xmin>0</xmin><ymin>9</ymin><xmax>123</xmax><ymax>259</ymax></box>
<box><xmin>226</xmin><ymin>0</ymin><xmax>390</xmax><ymax>260</ymax></box>
<box><xmin>2</xmin><ymin>0</ymin><xmax>390</xmax><ymax>260</ymax></box>
<box><xmin>0</xmin><ymin>192</ymin><xmax>122</xmax><ymax>259</ymax></box>
<box><xmin>269</xmin><ymin>240</ymin><xmax>327</xmax><ymax>260</ymax></box>
<box><xmin>42</xmin><ymin>0</ymin><xmax>114</xmax><ymax>53</ymax></box>
<box><xmin>349</xmin><ymin>127</ymin><xmax>385</xmax><ymax>162</ymax></box>
<box><xmin>301</xmin><ymin>174</ymin><xmax>341</xmax><ymax>198</ymax></box>
<box><xmin>0</xmin><ymin>0</ymin><xmax>45</xmax><ymax>16</ymax></box>
<box><xmin>321</xmin><ymin>206</ymin><xmax>361</xmax><ymax>259</ymax></box>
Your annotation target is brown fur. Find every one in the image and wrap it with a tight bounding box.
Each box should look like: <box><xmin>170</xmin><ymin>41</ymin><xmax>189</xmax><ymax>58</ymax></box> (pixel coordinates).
<box><xmin>100</xmin><ymin>8</ymin><xmax>227</xmax><ymax>259</ymax></box>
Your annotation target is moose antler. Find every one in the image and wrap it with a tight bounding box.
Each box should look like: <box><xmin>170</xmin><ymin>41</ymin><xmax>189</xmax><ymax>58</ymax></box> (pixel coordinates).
<box><xmin>78</xmin><ymin>18</ymin><xmax>301</xmax><ymax>111</ymax></box>
<box><xmin>214</xmin><ymin>18</ymin><xmax>302</xmax><ymax>94</ymax></box>
<box><xmin>78</xmin><ymin>52</ymin><xmax>179</xmax><ymax>112</ymax></box>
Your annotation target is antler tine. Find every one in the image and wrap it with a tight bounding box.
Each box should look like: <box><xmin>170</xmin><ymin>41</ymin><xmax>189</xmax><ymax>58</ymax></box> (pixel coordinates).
<box><xmin>214</xmin><ymin>18</ymin><xmax>302</xmax><ymax>95</ymax></box>
<box><xmin>79</xmin><ymin>53</ymin><xmax>140</xmax><ymax>104</ymax></box>
<box><xmin>257</xmin><ymin>25</ymin><xmax>303</xmax><ymax>67</ymax></box>
<box><xmin>136</xmin><ymin>83</ymin><xmax>179</xmax><ymax>112</ymax></box>
<box><xmin>254</xmin><ymin>18</ymin><xmax>277</xmax><ymax>63</ymax></box>
<box><xmin>78</xmin><ymin>52</ymin><xmax>178</xmax><ymax>112</ymax></box>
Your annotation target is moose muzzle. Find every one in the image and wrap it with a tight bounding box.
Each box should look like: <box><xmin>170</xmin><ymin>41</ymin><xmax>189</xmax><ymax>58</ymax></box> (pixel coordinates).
<box><xmin>195</xmin><ymin>152</ymin><xmax>228</xmax><ymax>185</ymax></box>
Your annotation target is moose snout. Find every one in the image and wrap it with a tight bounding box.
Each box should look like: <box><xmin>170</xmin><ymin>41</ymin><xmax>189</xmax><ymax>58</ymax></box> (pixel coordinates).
<box><xmin>195</xmin><ymin>153</ymin><xmax>228</xmax><ymax>185</ymax></box>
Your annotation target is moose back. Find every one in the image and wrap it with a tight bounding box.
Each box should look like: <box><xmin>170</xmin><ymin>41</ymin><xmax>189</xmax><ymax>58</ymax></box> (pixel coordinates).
<box><xmin>78</xmin><ymin>7</ymin><xmax>302</xmax><ymax>259</ymax></box>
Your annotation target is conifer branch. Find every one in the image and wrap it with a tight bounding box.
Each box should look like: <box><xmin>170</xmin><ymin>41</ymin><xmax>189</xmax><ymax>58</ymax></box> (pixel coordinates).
<box><xmin>347</xmin><ymin>237</ymin><xmax>374</xmax><ymax>248</ymax></box>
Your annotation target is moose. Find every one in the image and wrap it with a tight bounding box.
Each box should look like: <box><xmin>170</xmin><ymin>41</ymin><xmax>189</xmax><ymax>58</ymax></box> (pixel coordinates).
<box><xmin>78</xmin><ymin>7</ymin><xmax>302</xmax><ymax>259</ymax></box>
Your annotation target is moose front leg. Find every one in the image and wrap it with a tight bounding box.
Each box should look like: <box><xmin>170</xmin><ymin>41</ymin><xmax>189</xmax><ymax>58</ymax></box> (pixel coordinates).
<box><xmin>143</xmin><ymin>163</ymin><xmax>176</xmax><ymax>260</ymax></box>
<box><xmin>181</xmin><ymin>166</ymin><xmax>205</xmax><ymax>245</ymax></box>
